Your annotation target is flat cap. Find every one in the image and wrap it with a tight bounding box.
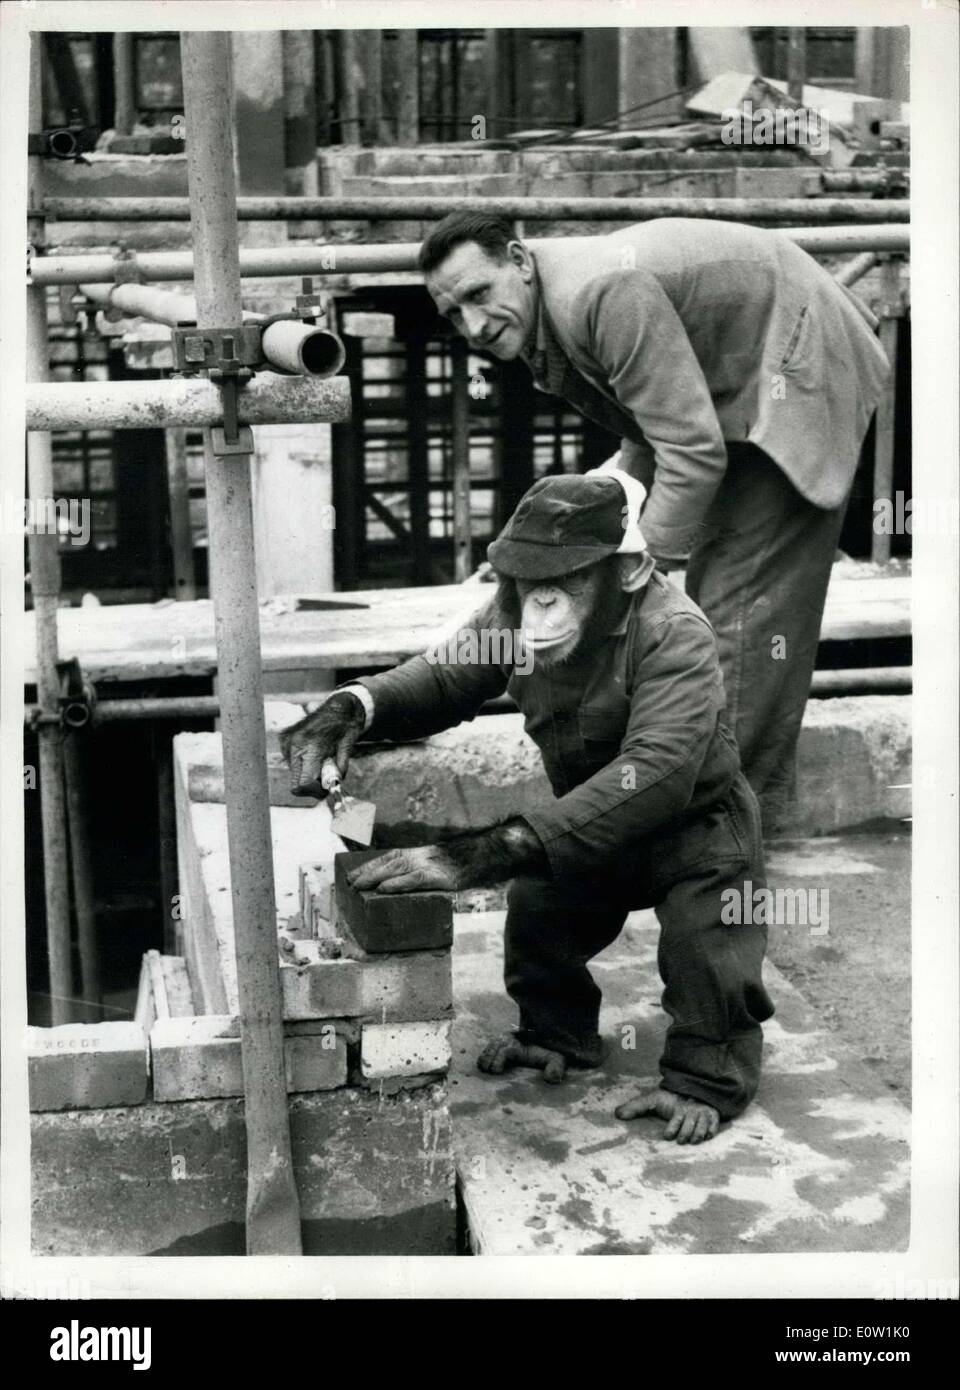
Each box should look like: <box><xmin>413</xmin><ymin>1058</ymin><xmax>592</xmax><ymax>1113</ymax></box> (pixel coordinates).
<box><xmin>487</xmin><ymin>472</ymin><xmax>643</xmax><ymax>580</ymax></box>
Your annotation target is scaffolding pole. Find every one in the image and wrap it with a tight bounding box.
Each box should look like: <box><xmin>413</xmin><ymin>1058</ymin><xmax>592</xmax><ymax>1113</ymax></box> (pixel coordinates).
<box><xmin>450</xmin><ymin>337</ymin><xmax>472</xmax><ymax>582</ymax></box>
<box><xmin>179</xmin><ymin>30</ymin><xmax>301</xmax><ymax>1255</ymax></box>
<box><xmin>28</xmin><ymin>224</ymin><xmax>912</xmax><ymax>286</ymax></box>
<box><xmin>78</xmin><ymin>281</ymin><xmax>346</xmax><ymax>378</ymax></box>
<box><xmin>164</xmin><ymin>428</ymin><xmax>197</xmax><ymax>601</ymax></box>
<box><xmin>835</xmin><ymin>251</ymin><xmax>880</xmax><ymax>287</ymax></box>
<box><xmin>27</xmin><ymin>374</ymin><xmax>350</xmax><ymax>432</ymax></box>
<box><xmin>44</xmin><ymin>195</ymin><xmax>910</xmax><ymax>223</ymax></box>
<box><xmin>63</xmin><ymin>732</ymin><xmax>101</xmax><ymax>1021</ymax></box>
<box><xmin>359</xmin><ymin>30</ymin><xmax>383</xmax><ymax>145</ymax></box>
<box><xmin>786</xmin><ymin>28</ymin><xmax>808</xmax><ymax>106</ymax></box>
<box><xmin>27</xmin><ymin>40</ymin><xmax>74</xmax><ymax>1026</ymax></box>
<box><xmin>871</xmin><ymin>259</ymin><xmax>904</xmax><ymax>565</ymax></box>
<box><xmin>396</xmin><ymin>31</ymin><xmax>419</xmax><ymax>145</ymax></box>
<box><xmin>112</xmin><ymin>33</ymin><xmax>136</xmax><ymax>137</ymax></box>
<box><xmin>23</xmin><ymin>663</ymin><xmax>915</xmax><ymax>732</ymax></box>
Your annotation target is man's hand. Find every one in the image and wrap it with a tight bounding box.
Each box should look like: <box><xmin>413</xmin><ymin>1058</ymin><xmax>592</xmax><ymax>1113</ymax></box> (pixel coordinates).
<box><xmin>279</xmin><ymin>691</ymin><xmax>365</xmax><ymax>798</ymax></box>
<box><xmin>347</xmin><ymin>845</ymin><xmax>464</xmax><ymax>893</ymax></box>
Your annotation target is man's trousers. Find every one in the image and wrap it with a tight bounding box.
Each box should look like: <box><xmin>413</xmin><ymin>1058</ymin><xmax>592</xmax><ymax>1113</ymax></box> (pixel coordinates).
<box><xmin>505</xmin><ymin>772</ymin><xmax>775</xmax><ymax>1121</ymax></box>
<box><xmin>684</xmin><ymin>443</ymin><xmax>850</xmax><ymax>834</ymax></box>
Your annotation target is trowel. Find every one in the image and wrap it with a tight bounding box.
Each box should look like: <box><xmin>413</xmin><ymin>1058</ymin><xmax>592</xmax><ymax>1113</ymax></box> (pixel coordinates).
<box><xmin>320</xmin><ymin>757</ymin><xmax>376</xmax><ymax>847</ymax></box>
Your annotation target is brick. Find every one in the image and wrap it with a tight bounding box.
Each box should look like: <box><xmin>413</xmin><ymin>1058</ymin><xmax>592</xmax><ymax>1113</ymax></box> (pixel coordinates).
<box><xmin>150</xmin><ymin>1016</ymin><xmax>347</xmax><ymax>1100</ymax></box>
<box><xmin>279</xmin><ymin>945</ymin><xmax>363</xmax><ymax>1021</ymax></box>
<box><xmin>335</xmin><ymin>849</ymin><xmax>453</xmax><ymax>953</ymax></box>
<box><xmin>284</xmin><ymin>1033</ymin><xmax>347</xmax><ymax>1092</ymax></box>
<box><xmin>28</xmin><ymin>1024</ymin><xmax>148</xmax><ymax>1112</ymax></box>
<box><xmin>359</xmin><ymin>950</ymin><xmax>452</xmax><ymax>1023</ymax></box>
<box><xmin>361</xmin><ymin>1021</ymin><xmax>452</xmax><ymax>1080</ymax></box>
<box><xmin>151</xmin><ymin>1016</ymin><xmax>242</xmax><ymax>1101</ymax></box>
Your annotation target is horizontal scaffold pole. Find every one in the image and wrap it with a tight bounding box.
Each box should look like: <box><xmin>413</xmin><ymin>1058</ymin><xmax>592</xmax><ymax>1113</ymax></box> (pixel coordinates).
<box><xmin>42</xmin><ymin>195</ymin><xmax>910</xmax><ymax>224</ymax></box>
<box><xmin>29</xmin><ymin>224</ymin><xmax>910</xmax><ymax>286</ymax></box>
<box><xmin>26</xmin><ymin>372</ymin><xmax>350</xmax><ymax>432</ymax></box>
<box><xmin>22</xmin><ymin>665</ymin><xmax>914</xmax><ymax>727</ymax></box>
<box><xmin>79</xmin><ymin>282</ymin><xmax>346</xmax><ymax>377</ymax></box>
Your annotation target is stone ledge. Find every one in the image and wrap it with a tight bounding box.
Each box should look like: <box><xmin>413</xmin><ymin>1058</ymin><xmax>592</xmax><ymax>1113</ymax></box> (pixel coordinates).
<box><xmin>180</xmin><ymin>698</ymin><xmax>911</xmax><ymax>839</ymax></box>
<box><xmin>31</xmin><ymin>1084</ymin><xmax>455</xmax><ymax>1256</ymax></box>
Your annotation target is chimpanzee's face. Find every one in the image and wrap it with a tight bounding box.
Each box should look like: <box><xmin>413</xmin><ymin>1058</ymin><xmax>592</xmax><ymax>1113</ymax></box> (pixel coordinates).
<box><xmin>426</xmin><ymin>240</ymin><xmax>537</xmax><ymax>360</ymax></box>
<box><xmin>515</xmin><ymin>560</ymin><xmax>622</xmax><ymax>667</ymax></box>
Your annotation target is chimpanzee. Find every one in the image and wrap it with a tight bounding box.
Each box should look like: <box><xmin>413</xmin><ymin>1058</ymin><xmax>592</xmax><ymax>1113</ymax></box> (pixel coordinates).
<box><xmin>280</xmin><ymin>470</ymin><xmax>774</xmax><ymax>1144</ymax></box>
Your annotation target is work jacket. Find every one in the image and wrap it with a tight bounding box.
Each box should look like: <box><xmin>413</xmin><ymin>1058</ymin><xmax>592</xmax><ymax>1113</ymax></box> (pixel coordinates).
<box><xmin>355</xmin><ymin>572</ymin><xmax>742</xmax><ymax>877</ymax></box>
<box><xmin>522</xmin><ymin>218</ymin><xmax>892</xmax><ymax>562</ymax></box>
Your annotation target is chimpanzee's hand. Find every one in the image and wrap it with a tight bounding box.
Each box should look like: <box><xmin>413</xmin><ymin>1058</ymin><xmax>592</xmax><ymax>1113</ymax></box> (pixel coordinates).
<box><xmin>616</xmin><ymin>1086</ymin><xmax>720</xmax><ymax>1144</ymax></box>
<box><xmin>346</xmin><ymin>820</ymin><xmax>548</xmax><ymax>895</ymax></box>
<box><xmin>347</xmin><ymin>845</ymin><xmax>464</xmax><ymax>893</ymax></box>
<box><xmin>279</xmin><ymin>691</ymin><xmax>366</xmax><ymax>798</ymax></box>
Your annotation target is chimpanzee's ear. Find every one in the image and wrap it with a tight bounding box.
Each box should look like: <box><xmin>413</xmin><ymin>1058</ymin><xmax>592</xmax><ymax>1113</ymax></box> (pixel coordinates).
<box><xmin>619</xmin><ymin>552</ymin><xmax>656</xmax><ymax>593</ymax></box>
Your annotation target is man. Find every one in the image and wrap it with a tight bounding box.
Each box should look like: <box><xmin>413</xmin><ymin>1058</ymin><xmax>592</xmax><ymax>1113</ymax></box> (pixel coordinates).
<box><xmin>419</xmin><ymin>212</ymin><xmax>891</xmax><ymax>831</ymax></box>
<box><xmin>281</xmin><ymin>472</ymin><xmax>774</xmax><ymax>1144</ymax></box>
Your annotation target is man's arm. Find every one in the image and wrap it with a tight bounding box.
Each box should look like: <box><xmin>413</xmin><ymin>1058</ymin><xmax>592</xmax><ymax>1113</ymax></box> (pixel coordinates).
<box><xmin>522</xmin><ymin>610</ymin><xmax>728</xmax><ymax>876</ymax></box>
<box><xmin>574</xmin><ymin>270</ymin><xmax>728</xmax><ymax>564</ymax></box>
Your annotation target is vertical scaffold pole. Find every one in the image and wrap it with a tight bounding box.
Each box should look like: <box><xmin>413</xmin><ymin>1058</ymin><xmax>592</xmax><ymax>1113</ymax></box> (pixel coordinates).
<box><xmin>871</xmin><ymin>259</ymin><xmax>902</xmax><ymax>566</ymax></box>
<box><xmin>28</xmin><ymin>38</ymin><xmax>74</xmax><ymax>1025</ymax></box>
<box><xmin>180</xmin><ymin>30</ymin><xmax>302</xmax><ymax>1255</ymax></box>
<box><xmin>450</xmin><ymin>337</ymin><xmax>472</xmax><ymax>582</ymax></box>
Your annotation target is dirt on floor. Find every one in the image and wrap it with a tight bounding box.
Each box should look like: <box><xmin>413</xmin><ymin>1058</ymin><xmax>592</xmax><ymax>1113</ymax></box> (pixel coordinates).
<box><xmin>763</xmin><ymin>830</ymin><xmax>911</xmax><ymax>1101</ymax></box>
<box><xmin>458</xmin><ymin>828</ymin><xmax>912</xmax><ymax>1102</ymax></box>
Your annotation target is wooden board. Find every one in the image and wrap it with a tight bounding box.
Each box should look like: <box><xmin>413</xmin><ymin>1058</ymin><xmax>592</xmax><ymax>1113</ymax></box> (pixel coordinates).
<box><xmin>22</xmin><ymin>570</ymin><xmax>910</xmax><ymax>686</ymax></box>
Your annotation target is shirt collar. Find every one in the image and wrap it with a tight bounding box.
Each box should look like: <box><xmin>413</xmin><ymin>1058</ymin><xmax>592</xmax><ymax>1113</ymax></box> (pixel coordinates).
<box><xmin>520</xmin><ymin>256</ymin><xmax>549</xmax><ymax>372</ymax></box>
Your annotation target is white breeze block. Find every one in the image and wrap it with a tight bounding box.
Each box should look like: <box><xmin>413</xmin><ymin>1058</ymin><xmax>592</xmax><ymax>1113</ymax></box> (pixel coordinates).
<box><xmin>27</xmin><ymin>1023</ymin><xmax>148</xmax><ymax>1112</ymax></box>
<box><xmin>360</xmin><ymin>1020</ymin><xmax>452</xmax><ymax>1081</ymax></box>
<box><xmin>151</xmin><ymin>1016</ymin><xmax>242</xmax><ymax>1100</ymax></box>
<box><xmin>150</xmin><ymin>1015</ymin><xmax>347</xmax><ymax>1100</ymax></box>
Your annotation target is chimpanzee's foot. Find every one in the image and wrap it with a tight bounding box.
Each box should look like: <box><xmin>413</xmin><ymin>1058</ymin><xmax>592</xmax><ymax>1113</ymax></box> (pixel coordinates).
<box><xmin>615</xmin><ymin>1086</ymin><xmax>720</xmax><ymax>1144</ymax></box>
<box><xmin>477</xmin><ymin>1035</ymin><xmax>567</xmax><ymax>1084</ymax></box>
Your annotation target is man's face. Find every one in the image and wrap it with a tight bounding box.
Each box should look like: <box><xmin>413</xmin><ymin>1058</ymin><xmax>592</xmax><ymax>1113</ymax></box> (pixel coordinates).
<box><xmin>425</xmin><ymin>240</ymin><xmax>537</xmax><ymax>360</ymax></box>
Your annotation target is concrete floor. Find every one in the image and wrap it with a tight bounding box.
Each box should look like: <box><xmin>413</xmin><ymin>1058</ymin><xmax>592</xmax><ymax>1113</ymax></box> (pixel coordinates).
<box><xmin>764</xmin><ymin>831</ymin><xmax>911</xmax><ymax>1099</ymax></box>
<box><xmin>451</xmin><ymin>831</ymin><xmax>911</xmax><ymax>1255</ymax></box>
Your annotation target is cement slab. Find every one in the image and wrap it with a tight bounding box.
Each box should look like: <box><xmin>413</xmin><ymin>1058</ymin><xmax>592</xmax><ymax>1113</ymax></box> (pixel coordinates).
<box><xmin>450</xmin><ymin>910</ymin><xmax>910</xmax><ymax>1256</ymax></box>
<box><xmin>23</xmin><ymin>565</ymin><xmax>910</xmax><ymax>684</ymax></box>
<box><xmin>182</xmin><ymin>696</ymin><xmax>912</xmax><ymax>839</ymax></box>
<box><xmin>31</xmin><ymin>1084</ymin><xmax>455</xmax><ymax>1257</ymax></box>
